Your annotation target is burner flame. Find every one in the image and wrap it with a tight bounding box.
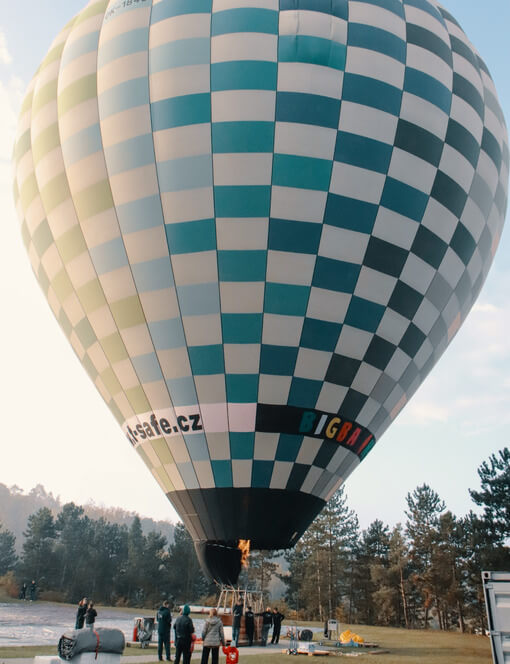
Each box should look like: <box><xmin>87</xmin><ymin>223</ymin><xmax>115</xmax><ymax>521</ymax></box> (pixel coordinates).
<box><xmin>238</xmin><ymin>539</ymin><xmax>251</xmax><ymax>567</ymax></box>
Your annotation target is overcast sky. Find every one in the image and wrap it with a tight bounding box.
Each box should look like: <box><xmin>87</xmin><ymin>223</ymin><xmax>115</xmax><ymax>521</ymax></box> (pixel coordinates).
<box><xmin>1</xmin><ymin>1</ymin><xmax>509</xmax><ymax>531</ymax></box>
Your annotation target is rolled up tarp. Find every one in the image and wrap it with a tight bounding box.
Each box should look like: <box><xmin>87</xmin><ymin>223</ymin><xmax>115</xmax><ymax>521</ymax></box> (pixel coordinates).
<box><xmin>58</xmin><ymin>629</ymin><xmax>125</xmax><ymax>660</ymax></box>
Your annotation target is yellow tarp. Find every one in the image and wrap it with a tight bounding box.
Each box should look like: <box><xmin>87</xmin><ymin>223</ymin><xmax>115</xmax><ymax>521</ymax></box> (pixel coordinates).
<box><xmin>340</xmin><ymin>629</ymin><xmax>364</xmax><ymax>644</ymax></box>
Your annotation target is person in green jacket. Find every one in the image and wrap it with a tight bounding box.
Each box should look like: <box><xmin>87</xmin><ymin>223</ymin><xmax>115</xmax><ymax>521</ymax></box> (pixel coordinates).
<box><xmin>174</xmin><ymin>604</ymin><xmax>194</xmax><ymax>664</ymax></box>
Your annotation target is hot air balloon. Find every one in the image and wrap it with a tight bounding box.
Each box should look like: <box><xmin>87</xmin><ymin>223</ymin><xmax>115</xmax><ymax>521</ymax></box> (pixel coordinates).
<box><xmin>13</xmin><ymin>0</ymin><xmax>508</xmax><ymax>585</ymax></box>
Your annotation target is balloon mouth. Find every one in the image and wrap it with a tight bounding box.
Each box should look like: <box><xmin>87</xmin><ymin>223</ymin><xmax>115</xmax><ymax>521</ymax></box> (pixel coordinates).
<box><xmin>174</xmin><ymin>487</ymin><xmax>329</xmax><ymax>584</ymax></box>
<box><xmin>194</xmin><ymin>540</ymin><xmax>243</xmax><ymax>586</ymax></box>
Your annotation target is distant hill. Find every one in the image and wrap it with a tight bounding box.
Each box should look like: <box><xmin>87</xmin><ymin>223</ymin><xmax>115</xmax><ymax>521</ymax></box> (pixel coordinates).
<box><xmin>0</xmin><ymin>483</ymin><xmax>175</xmax><ymax>552</ymax></box>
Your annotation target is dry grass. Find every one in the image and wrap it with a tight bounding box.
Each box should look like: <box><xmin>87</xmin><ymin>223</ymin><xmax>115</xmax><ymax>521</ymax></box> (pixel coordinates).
<box><xmin>0</xmin><ymin>646</ymin><xmax>58</xmax><ymax>659</ymax></box>
<box><xmin>310</xmin><ymin>623</ymin><xmax>493</xmax><ymax>663</ymax></box>
<box><xmin>0</xmin><ymin>623</ymin><xmax>492</xmax><ymax>663</ymax></box>
<box><xmin>206</xmin><ymin>626</ymin><xmax>492</xmax><ymax>663</ymax></box>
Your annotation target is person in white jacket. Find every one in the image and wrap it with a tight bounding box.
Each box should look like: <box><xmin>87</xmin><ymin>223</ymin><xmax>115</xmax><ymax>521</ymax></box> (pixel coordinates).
<box><xmin>201</xmin><ymin>608</ymin><xmax>225</xmax><ymax>664</ymax></box>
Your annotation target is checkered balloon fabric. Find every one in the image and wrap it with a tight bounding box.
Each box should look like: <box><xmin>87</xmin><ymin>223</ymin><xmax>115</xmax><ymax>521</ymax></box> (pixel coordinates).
<box><xmin>13</xmin><ymin>0</ymin><xmax>508</xmax><ymax>547</ymax></box>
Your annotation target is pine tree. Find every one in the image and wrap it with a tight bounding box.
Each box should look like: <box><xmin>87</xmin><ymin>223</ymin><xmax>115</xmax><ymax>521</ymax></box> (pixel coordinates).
<box><xmin>127</xmin><ymin>516</ymin><xmax>146</xmax><ymax>604</ymax></box>
<box><xmin>88</xmin><ymin>519</ymin><xmax>128</xmax><ymax>604</ymax></box>
<box><xmin>370</xmin><ymin>525</ymin><xmax>410</xmax><ymax>627</ymax></box>
<box><xmin>244</xmin><ymin>549</ymin><xmax>279</xmax><ymax>598</ymax></box>
<box><xmin>54</xmin><ymin>503</ymin><xmax>92</xmax><ymax>600</ymax></box>
<box><xmin>405</xmin><ymin>484</ymin><xmax>445</xmax><ymax>628</ymax></box>
<box><xmin>20</xmin><ymin>507</ymin><xmax>57</xmax><ymax>589</ymax></box>
<box><xmin>391</xmin><ymin>525</ymin><xmax>411</xmax><ymax>627</ymax></box>
<box><xmin>0</xmin><ymin>523</ymin><xmax>17</xmax><ymax>575</ymax></box>
<box><xmin>166</xmin><ymin>522</ymin><xmax>212</xmax><ymax>603</ymax></box>
<box><xmin>428</xmin><ymin>511</ymin><xmax>468</xmax><ymax>631</ymax></box>
<box><xmin>469</xmin><ymin>448</ymin><xmax>510</xmax><ymax>542</ymax></box>
<box><xmin>462</xmin><ymin>511</ymin><xmax>510</xmax><ymax>633</ymax></box>
<box><xmin>285</xmin><ymin>487</ymin><xmax>358</xmax><ymax>621</ymax></box>
<box><xmin>282</xmin><ymin>543</ymin><xmax>308</xmax><ymax>618</ymax></box>
<box><xmin>140</xmin><ymin>531</ymin><xmax>168</xmax><ymax>604</ymax></box>
<box><xmin>352</xmin><ymin>519</ymin><xmax>390</xmax><ymax>624</ymax></box>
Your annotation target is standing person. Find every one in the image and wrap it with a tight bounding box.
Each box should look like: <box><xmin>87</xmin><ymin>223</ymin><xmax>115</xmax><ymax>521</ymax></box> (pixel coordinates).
<box><xmin>19</xmin><ymin>583</ymin><xmax>27</xmax><ymax>600</ymax></box>
<box><xmin>85</xmin><ymin>602</ymin><xmax>97</xmax><ymax>629</ymax></box>
<box><xmin>244</xmin><ymin>606</ymin><xmax>254</xmax><ymax>646</ymax></box>
<box><xmin>258</xmin><ymin>607</ymin><xmax>273</xmax><ymax>646</ymax></box>
<box><xmin>157</xmin><ymin>600</ymin><xmax>172</xmax><ymax>662</ymax></box>
<box><xmin>232</xmin><ymin>598</ymin><xmax>243</xmax><ymax>647</ymax></box>
<box><xmin>173</xmin><ymin>605</ymin><xmax>194</xmax><ymax>664</ymax></box>
<box><xmin>75</xmin><ymin>598</ymin><xmax>88</xmax><ymax>630</ymax></box>
<box><xmin>201</xmin><ymin>608</ymin><xmax>225</xmax><ymax>664</ymax></box>
<box><xmin>271</xmin><ymin>608</ymin><xmax>285</xmax><ymax>644</ymax></box>
<box><xmin>29</xmin><ymin>580</ymin><xmax>37</xmax><ymax>601</ymax></box>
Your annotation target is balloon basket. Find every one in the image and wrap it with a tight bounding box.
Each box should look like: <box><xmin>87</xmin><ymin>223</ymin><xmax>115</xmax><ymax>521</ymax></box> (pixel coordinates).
<box><xmin>217</xmin><ymin>586</ymin><xmax>265</xmax><ymax>646</ymax></box>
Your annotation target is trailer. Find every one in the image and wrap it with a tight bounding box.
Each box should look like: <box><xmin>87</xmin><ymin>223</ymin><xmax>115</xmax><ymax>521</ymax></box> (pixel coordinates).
<box><xmin>482</xmin><ymin>571</ymin><xmax>510</xmax><ymax>664</ymax></box>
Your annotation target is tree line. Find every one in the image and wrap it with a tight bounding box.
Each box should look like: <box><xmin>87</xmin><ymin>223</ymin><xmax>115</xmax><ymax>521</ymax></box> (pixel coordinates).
<box><xmin>282</xmin><ymin>448</ymin><xmax>510</xmax><ymax>632</ymax></box>
<box><xmin>1</xmin><ymin>447</ymin><xmax>508</xmax><ymax>631</ymax></box>
<box><xmin>0</xmin><ymin>503</ymin><xmax>214</xmax><ymax>606</ymax></box>
<box><xmin>0</xmin><ymin>483</ymin><xmax>174</xmax><ymax>553</ymax></box>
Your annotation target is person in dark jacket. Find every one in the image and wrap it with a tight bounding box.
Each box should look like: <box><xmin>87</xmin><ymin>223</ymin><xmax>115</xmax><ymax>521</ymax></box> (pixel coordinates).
<box><xmin>271</xmin><ymin>608</ymin><xmax>285</xmax><ymax>644</ymax></box>
<box><xmin>258</xmin><ymin>607</ymin><xmax>273</xmax><ymax>646</ymax></box>
<box><xmin>85</xmin><ymin>601</ymin><xmax>97</xmax><ymax>629</ymax></box>
<box><xmin>29</xmin><ymin>580</ymin><xmax>37</xmax><ymax>601</ymax></box>
<box><xmin>244</xmin><ymin>606</ymin><xmax>254</xmax><ymax>646</ymax></box>
<box><xmin>173</xmin><ymin>604</ymin><xmax>194</xmax><ymax>664</ymax></box>
<box><xmin>75</xmin><ymin>597</ymin><xmax>88</xmax><ymax>629</ymax></box>
<box><xmin>232</xmin><ymin>599</ymin><xmax>243</xmax><ymax>646</ymax></box>
<box><xmin>19</xmin><ymin>583</ymin><xmax>27</xmax><ymax>600</ymax></box>
<box><xmin>157</xmin><ymin>600</ymin><xmax>172</xmax><ymax>661</ymax></box>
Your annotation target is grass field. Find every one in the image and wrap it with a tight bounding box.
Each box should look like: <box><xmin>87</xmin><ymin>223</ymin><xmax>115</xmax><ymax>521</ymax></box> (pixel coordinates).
<box><xmin>0</xmin><ymin>646</ymin><xmax>161</xmax><ymax>659</ymax></box>
<box><xmin>0</xmin><ymin>646</ymin><xmax>58</xmax><ymax>659</ymax></box>
<box><xmin>0</xmin><ymin>624</ymin><xmax>493</xmax><ymax>664</ymax></box>
<box><xmin>314</xmin><ymin>623</ymin><xmax>493</xmax><ymax>663</ymax></box>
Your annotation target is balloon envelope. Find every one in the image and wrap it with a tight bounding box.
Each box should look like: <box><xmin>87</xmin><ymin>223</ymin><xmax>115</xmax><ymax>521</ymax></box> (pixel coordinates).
<box><xmin>13</xmin><ymin>0</ymin><xmax>508</xmax><ymax>584</ymax></box>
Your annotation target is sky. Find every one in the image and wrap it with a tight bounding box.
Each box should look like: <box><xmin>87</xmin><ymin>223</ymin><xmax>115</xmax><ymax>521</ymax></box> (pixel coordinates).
<box><xmin>0</xmin><ymin>1</ymin><xmax>509</xmax><ymax>533</ymax></box>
